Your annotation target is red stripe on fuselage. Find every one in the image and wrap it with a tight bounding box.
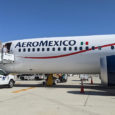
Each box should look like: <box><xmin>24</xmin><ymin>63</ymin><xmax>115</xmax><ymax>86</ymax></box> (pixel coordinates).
<box><xmin>22</xmin><ymin>43</ymin><xmax>115</xmax><ymax>59</ymax></box>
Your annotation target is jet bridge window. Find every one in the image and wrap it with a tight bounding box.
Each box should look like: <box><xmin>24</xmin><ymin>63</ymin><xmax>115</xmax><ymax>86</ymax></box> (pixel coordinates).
<box><xmin>111</xmin><ymin>46</ymin><xmax>114</xmax><ymax>50</ymax></box>
<box><xmin>18</xmin><ymin>49</ymin><xmax>21</xmax><ymax>52</ymax></box>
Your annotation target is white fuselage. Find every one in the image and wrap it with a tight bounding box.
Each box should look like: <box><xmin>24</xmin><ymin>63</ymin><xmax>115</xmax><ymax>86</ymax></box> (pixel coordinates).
<box><xmin>1</xmin><ymin>35</ymin><xmax>115</xmax><ymax>74</ymax></box>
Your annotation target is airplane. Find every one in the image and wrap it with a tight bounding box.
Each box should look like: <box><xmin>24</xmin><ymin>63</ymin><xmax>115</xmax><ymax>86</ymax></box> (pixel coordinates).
<box><xmin>0</xmin><ymin>34</ymin><xmax>115</xmax><ymax>75</ymax></box>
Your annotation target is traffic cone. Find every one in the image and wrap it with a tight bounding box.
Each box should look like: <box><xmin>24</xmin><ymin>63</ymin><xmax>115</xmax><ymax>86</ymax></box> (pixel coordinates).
<box><xmin>80</xmin><ymin>79</ymin><xmax>85</xmax><ymax>93</ymax></box>
<box><xmin>91</xmin><ymin>77</ymin><xmax>93</xmax><ymax>84</ymax></box>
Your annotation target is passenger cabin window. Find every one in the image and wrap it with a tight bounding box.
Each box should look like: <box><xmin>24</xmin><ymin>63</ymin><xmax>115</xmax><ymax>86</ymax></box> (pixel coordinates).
<box><xmin>32</xmin><ymin>48</ymin><xmax>35</xmax><ymax>52</ymax></box>
<box><xmin>42</xmin><ymin>48</ymin><xmax>45</xmax><ymax>51</ymax></box>
<box><xmin>47</xmin><ymin>48</ymin><xmax>50</xmax><ymax>51</ymax></box>
<box><xmin>19</xmin><ymin>49</ymin><xmax>21</xmax><ymax>52</ymax></box>
<box><xmin>37</xmin><ymin>48</ymin><xmax>40</xmax><ymax>52</ymax></box>
<box><xmin>74</xmin><ymin>47</ymin><xmax>77</xmax><ymax>51</ymax></box>
<box><xmin>58</xmin><ymin>47</ymin><xmax>61</xmax><ymax>51</ymax></box>
<box><xmin>111</xmin><ymin>46</ymin><xmax>114</xmax><ymax>50</ymax></box>
<box><xmin>79</xmin><ymin>47</ymin><xmax>82</xmax><ymax>51</ymax></box>
<box><xmin>28</xmin><ymin>48</ymin><xmax>30</xmax><ymax>52</ymax></box>
<box><xmin>86</xmin><ymin>46</ymin><xmax>89</xmax><ymax>50</ymax></box>
<box><xmin>52</xmin><ymin>47</ymin><xmax>55</xmax><ymax>51</ymax></box>
<box><xmin>63</xmin><ymin>47</ymin><xmax>66</xmax><ymax>51</ymax></box>
<box><xmin>92</xmin><ymin>46</ymin><xmax>95</xmax><ymax>50</ymax></box>
<box><xmin>23</xmin><ymin>48</ymin><xmax>26</xmax><ymax>52</ymax></box>
<box><xmin>69</xmin><ymin>47</ymin><xmax>72</xmax><ymax>51</ymax></box>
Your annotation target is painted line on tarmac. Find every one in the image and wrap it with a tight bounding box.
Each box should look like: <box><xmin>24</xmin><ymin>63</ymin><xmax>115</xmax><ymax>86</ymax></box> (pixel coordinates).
<box><xmin>12</xmin><ymin>87</ymin><xmax>36</xmax><ymax>93</ymax></box>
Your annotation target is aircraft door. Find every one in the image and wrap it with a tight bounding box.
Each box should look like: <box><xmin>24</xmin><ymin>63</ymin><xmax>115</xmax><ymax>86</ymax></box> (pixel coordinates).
<box><xmin>4</xmin><ymin>42</ymin><xmax>12</xmax><ymax>53</ymax></box>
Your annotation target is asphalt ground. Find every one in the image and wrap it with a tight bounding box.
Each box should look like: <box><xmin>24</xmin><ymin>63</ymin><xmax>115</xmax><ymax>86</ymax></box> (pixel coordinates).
<box><xmin>0</xmin><ymin>75</ymin><xmax>115</xmax><ymax>115</ymax></box>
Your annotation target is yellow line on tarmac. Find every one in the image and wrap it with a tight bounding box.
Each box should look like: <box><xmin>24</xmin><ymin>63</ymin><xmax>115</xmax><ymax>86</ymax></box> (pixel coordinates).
<box><xmin>12</xmin><ymin>87</ymin><xmax>36</xmax><ymax>93</ymax></box>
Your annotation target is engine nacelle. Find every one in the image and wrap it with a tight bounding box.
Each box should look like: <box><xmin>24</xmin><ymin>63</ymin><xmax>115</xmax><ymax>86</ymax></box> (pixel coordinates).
<box><xmin>100</xmin><ymin>55</ymin><xmax>115</xmax><ymax>86</ymax></box>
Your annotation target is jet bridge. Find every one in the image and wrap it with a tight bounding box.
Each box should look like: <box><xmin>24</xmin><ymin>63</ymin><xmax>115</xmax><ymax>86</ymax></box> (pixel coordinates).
<box><xmin>100</xmin><ymin>55</ymin><xmax>115</xmax><ymax>86</ymax></box>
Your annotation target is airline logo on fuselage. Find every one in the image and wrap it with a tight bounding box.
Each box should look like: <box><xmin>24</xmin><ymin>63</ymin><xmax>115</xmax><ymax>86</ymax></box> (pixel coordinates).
<box><xmin>15</xmin><ymin>40</ymin><xmax>76</xmax><ymax>48</ymax></box>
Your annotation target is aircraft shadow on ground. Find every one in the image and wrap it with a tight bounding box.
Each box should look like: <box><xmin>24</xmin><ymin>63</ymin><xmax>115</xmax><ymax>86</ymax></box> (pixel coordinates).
<box><xmin>67</xmin><ymin>89</ymin><xmax>115</xmax><ymax>96</ymax></box>
<box><xmin>14</xmin><ymin>84</ymin><xmax>43</xmax><ymax>87</ymax></box>
<box><xmin>14</xmin><ymin>83</ymin><xmax>115</xmax><ymax>96</ymax></box>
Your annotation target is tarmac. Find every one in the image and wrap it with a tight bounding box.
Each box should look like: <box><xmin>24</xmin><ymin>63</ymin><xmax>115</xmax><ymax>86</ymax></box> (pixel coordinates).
<box><xmin>0</xmin><ymin>75</ymin><xmax>115</xmax><ymax>115</ymax></box>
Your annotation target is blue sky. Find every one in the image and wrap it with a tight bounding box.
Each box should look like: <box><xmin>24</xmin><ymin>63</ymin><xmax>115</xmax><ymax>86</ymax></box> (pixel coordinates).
<box><xmin>0</xmin><ymin>0</ymin><xmax>115</xmax><ymax>42</ymax></box>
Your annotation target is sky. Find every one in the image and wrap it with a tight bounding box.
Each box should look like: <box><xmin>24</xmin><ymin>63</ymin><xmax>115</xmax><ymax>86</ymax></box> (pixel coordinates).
<box><xmin>0</xmin><ymin>0</ymin><xmax>115</xmax><ymax>42</ymax></box>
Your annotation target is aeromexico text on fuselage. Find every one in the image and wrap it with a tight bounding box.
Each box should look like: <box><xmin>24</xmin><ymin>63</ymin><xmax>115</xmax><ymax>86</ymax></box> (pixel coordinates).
<box><xmin>15</xmin><ymin>40</ymin><xmax>77</xmax><ymax>48</ymax></box>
